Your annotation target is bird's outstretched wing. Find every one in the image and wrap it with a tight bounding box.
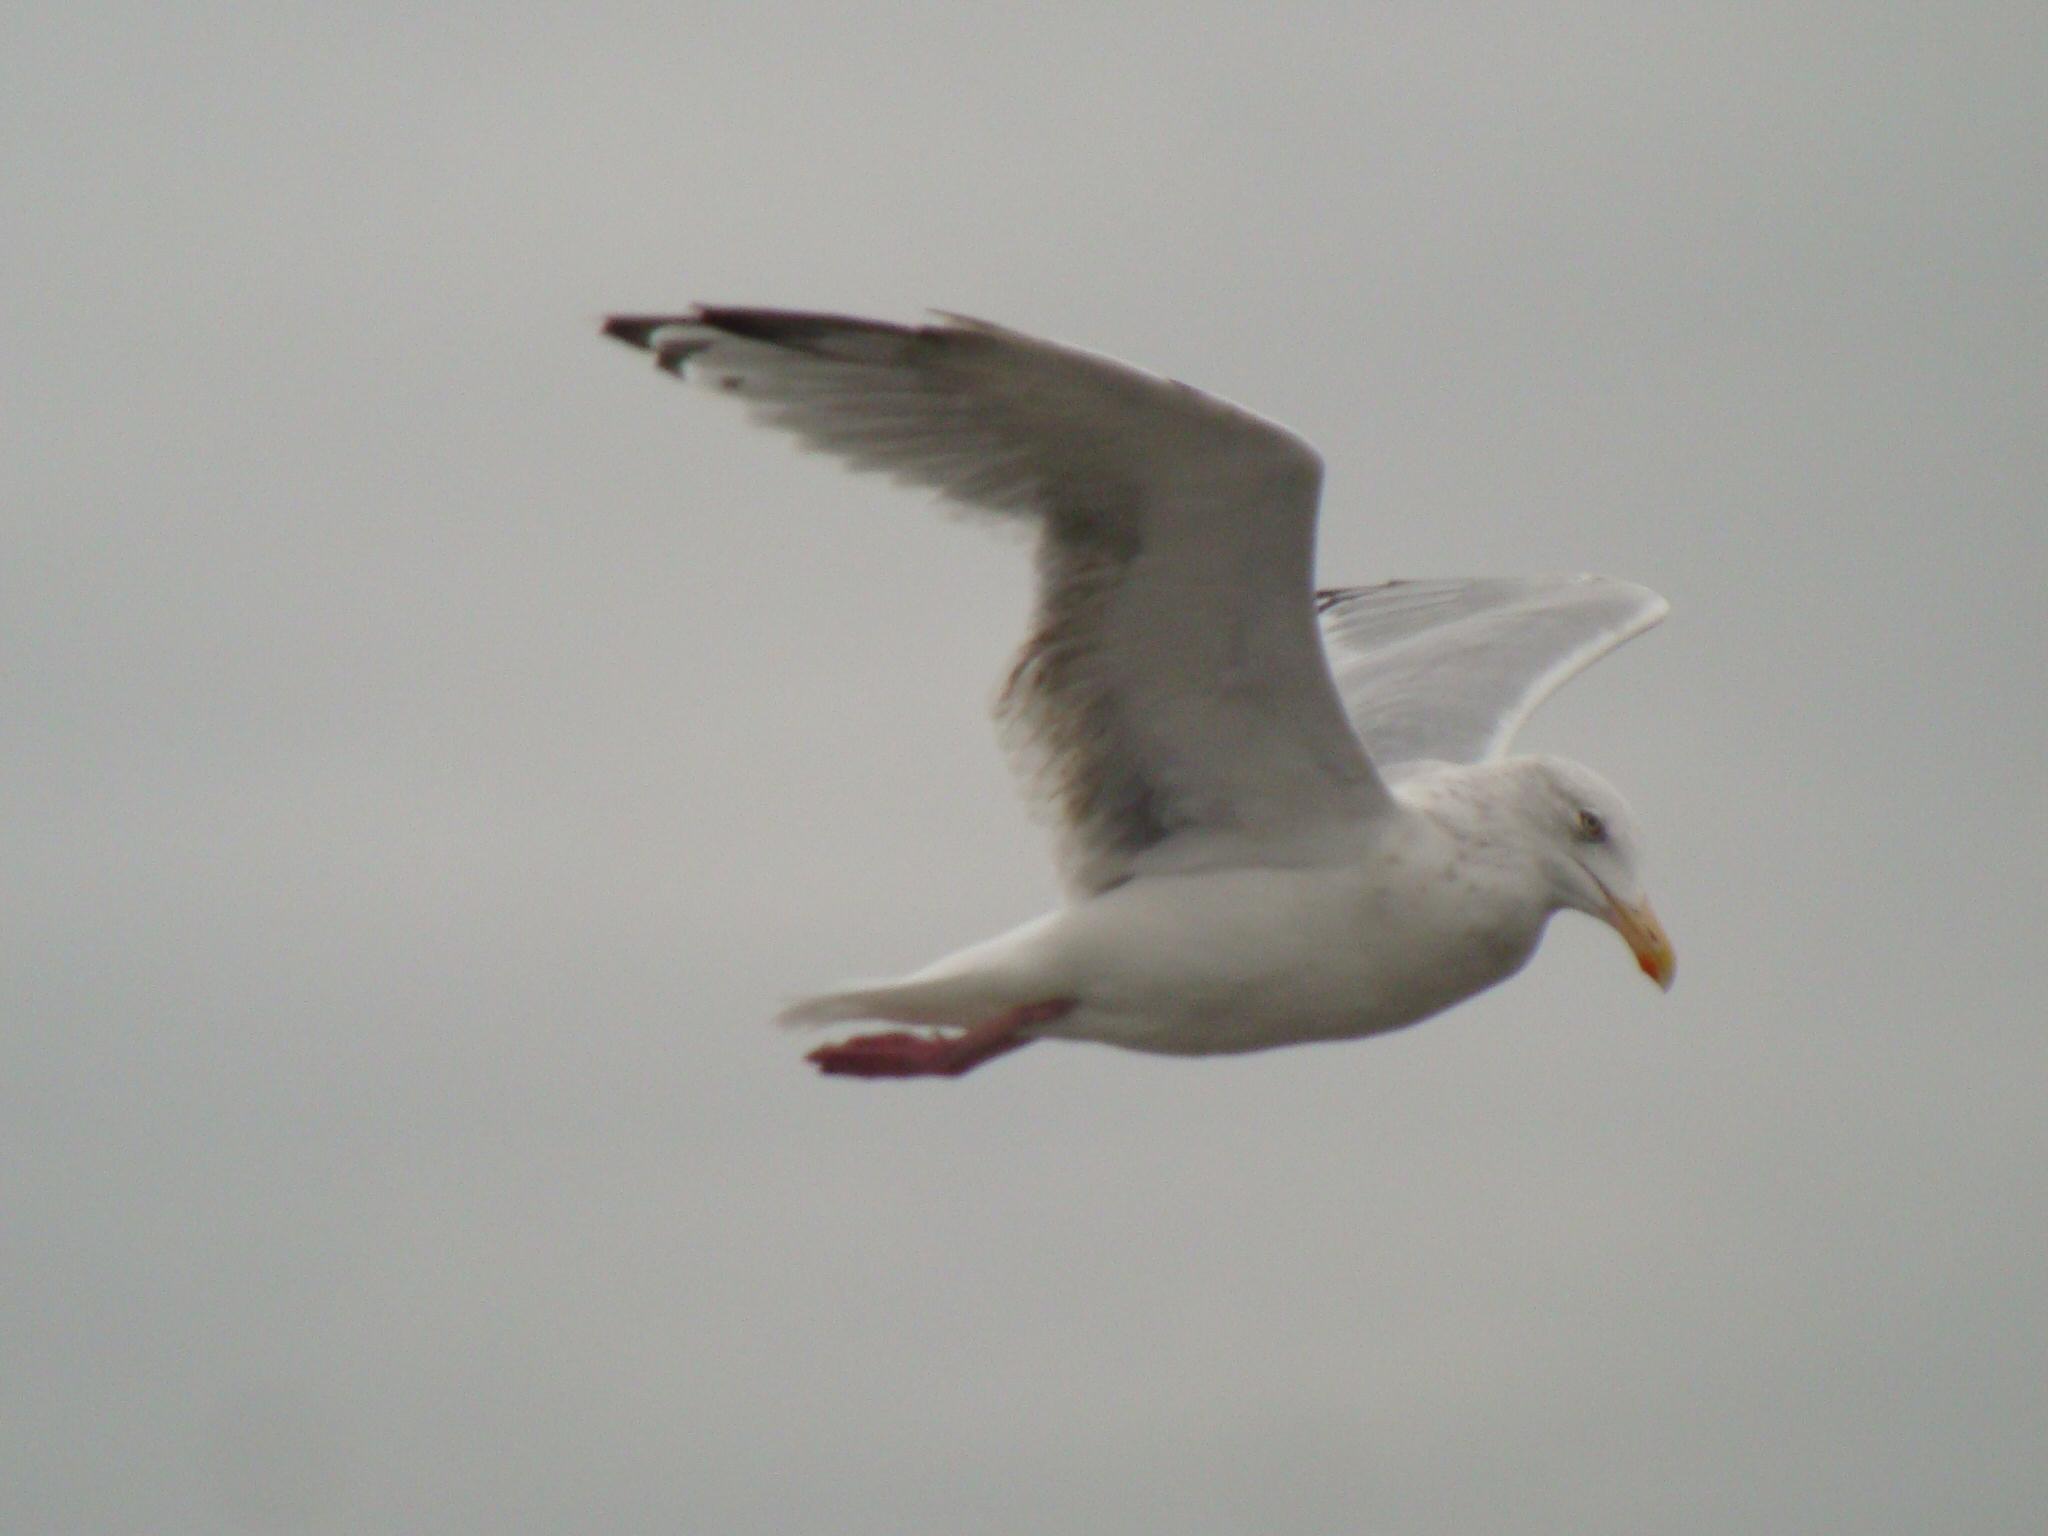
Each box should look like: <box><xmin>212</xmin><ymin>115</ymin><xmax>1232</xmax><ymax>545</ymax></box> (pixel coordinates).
<box><xmin>1315</xmin><ymin>576</ymin><xmax>1668</xmax><ymax>771</ymax></box>
<box><xmin>605</xmin><ymin>307</ymin><xmax>1390</xmax><ymax>891</ymax></box>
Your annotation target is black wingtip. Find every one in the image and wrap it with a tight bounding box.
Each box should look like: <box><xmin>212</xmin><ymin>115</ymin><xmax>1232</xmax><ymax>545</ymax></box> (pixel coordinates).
<box><xmin>602</xmin><ymin>313</ymin><xmax>715</xmax><ymax>376</ymax></box>
<box><xmin>601</xmin><ymin>314</ymin><xmax>683</xmax><ymax>351</ymax></box>
<box><xmin>1314</xmin><ymin>580</ymin><xmax>1409</xmax><ymax>613</ymax></box>
<box><xmin>692</xmin><ymin>306</ymin><xmax>920</xmax><ymax>351</ymax></box>
<box><xmin>602</xmin><ymin>305</ymin><xmax>920</xmax><ymax>375</ymax></box>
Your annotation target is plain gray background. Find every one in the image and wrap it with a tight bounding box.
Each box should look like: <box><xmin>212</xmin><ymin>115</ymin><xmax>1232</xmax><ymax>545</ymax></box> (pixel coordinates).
<box><xmin>7</xmin><ymin>2</ymin><xmax>2044</xmax><ymax>1531</ymax></box>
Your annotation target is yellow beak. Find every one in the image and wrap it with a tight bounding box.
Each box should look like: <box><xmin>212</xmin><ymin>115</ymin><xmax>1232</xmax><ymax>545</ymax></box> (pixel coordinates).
<box><xmin>1606</xmin><ymin>896</ymin><xmax>1677</xmax><ymax>991</ymax></box>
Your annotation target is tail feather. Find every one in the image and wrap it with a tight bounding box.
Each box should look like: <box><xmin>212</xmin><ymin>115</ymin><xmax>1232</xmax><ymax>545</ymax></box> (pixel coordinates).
<box><xmin>777</xmin><ymin>968</ymin><xmax>1040</xmax><ymax>1032</ymax></box>
<box><xmin>778</xmin><ymin>916</ymin><xmax>1066</xmax><ymax>1031</ymax></box>
<box><xmin>776</xmin><ymin>984</ymin><xmax>912</xmax><ymax>1030</ymax></box>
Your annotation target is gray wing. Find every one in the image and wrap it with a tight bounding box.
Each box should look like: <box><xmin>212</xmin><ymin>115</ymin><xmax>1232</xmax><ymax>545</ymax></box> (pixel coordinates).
<box><xmin>605</xmin><ymin>307</ymin><xmax>1391</xmax><ymax>892</ymax></box>
<box><xmin>1315</xmin><ymin>576</ymin><xmax>1669</xmax><ymax>770</ymax></box>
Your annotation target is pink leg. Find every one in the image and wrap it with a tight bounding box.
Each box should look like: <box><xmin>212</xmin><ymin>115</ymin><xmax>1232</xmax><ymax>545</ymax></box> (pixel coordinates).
<box><xmin>807</xmin><ymin>999</ymin><xmax>1074</xmax><ymax>1079</ymax></box>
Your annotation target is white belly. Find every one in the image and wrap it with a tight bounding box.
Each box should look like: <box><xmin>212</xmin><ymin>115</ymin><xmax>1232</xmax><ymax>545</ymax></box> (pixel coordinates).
<box><xmin>1031</xmin><ymin>858</ymin><xmax>1544</xmax><ymax>1056</ymax></box>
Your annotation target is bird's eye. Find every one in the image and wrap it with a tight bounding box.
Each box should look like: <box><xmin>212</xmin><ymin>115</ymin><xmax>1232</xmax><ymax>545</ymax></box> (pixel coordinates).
<box><xmin>1576</xmin><ymin>809</ymin><xmax>1607</xmax><ymax>843</ymax></box>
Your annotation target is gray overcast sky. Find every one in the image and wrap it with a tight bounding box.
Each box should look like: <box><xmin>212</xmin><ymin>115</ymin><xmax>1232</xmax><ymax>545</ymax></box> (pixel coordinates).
<box><xmin>6</xmin><ymin>2</ymin><xmax>2045</xmax><ymax>1531</ymax></box>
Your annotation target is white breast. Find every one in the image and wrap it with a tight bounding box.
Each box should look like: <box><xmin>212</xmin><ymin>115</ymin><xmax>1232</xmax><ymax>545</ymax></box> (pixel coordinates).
<box><xmin>1034</xmin><ymin>816</ymin><xmax>1547</xmax><ymax>1056</ymax></box>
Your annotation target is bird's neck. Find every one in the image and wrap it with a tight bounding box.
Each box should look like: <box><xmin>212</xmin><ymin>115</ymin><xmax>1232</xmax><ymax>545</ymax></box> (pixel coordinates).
<box><xmin>1393</xmin><ymin>761</ymin><xmax>1554</xmax><ymax>895</ymax></box>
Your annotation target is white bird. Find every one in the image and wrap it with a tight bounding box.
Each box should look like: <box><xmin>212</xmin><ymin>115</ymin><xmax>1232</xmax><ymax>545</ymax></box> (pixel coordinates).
<box><xmin>602</xmin><ymin>307</ymin><xmax>1675</xmax><ymax>1077</ymax></box>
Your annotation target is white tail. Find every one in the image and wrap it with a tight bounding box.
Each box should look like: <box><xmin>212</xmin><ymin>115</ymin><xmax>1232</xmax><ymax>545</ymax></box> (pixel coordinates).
<box><xmin>781</xmin><ymin>964</ymin><xmax>1062</xmax><ymax>1035</ymax></box>
<box><xmin>776</xmin><ymin>983</ymin><xmax>915</xmax><ymax>1029</ymax></box>
<box><xmin>776</xmin><ymin>973</ymin><xmax>998</xmax><ymax>1030</ymax></box>
<box><xmin>777</xmin><ymin>914</ymin><xmax>1066</xmax><ymax>1030</ymax></box>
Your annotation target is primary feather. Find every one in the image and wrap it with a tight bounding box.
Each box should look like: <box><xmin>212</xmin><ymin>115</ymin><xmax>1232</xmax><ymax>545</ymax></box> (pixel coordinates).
<box><xmin>604</xmin><ymin>308</ymin><xmax>1388</xmax><ymax>893</ymax></box>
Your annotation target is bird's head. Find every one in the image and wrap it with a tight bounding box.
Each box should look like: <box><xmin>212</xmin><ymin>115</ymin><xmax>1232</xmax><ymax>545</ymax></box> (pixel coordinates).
<box><xmin>1513</xmin><ymin>756</ymin><xmax>1676</xmax><ymax>991</ymax></box>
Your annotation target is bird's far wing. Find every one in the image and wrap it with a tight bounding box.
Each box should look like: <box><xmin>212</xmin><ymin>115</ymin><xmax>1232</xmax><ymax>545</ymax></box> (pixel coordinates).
<box><xmin>605</xmin><ymin>307</ymin><xmax>1390</xmax><ymax>892</ymax></box>
<box><xmin>1315</xmin><ymin>576</ymin><xmax>1668</xmax><ymax>769</ymax></box>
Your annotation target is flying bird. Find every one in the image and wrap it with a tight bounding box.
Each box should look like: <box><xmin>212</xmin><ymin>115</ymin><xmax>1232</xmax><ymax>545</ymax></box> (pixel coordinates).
<box><xmin>602</xmin><ymin>307</ymin><xmax>1674</xmax><ymax>1077</ymax></box>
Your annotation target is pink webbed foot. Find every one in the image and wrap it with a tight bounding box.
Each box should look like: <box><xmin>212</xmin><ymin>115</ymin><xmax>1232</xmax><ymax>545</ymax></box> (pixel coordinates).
<box><xmin>807</xmin><ymin>1000</ymin><xmax>1073</xmax><ymax>1079</ymax></box>
<box><xmin>806</xmin><ymin>1031</ymin><xmax>961</xmax><ymax>1078</ymax></box>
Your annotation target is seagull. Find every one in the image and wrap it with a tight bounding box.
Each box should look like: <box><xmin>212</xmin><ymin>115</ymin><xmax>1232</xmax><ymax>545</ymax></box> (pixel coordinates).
<box><xmin>602</xmin><ymin>307</ymin><xmax>1675</xmax><ymax>1078</ymax></box>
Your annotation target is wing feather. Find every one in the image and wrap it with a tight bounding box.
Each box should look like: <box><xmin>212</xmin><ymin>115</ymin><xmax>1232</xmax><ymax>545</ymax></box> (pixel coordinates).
<box><xmin>1315</xmin><ymin>576</ymin><xmax>1668</xmax><ymax>769</ymax></box>
<box><xmin>605</xmin><ymin>308</ymin><xmax>1390</xmax><ymax>891</ymax></box>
